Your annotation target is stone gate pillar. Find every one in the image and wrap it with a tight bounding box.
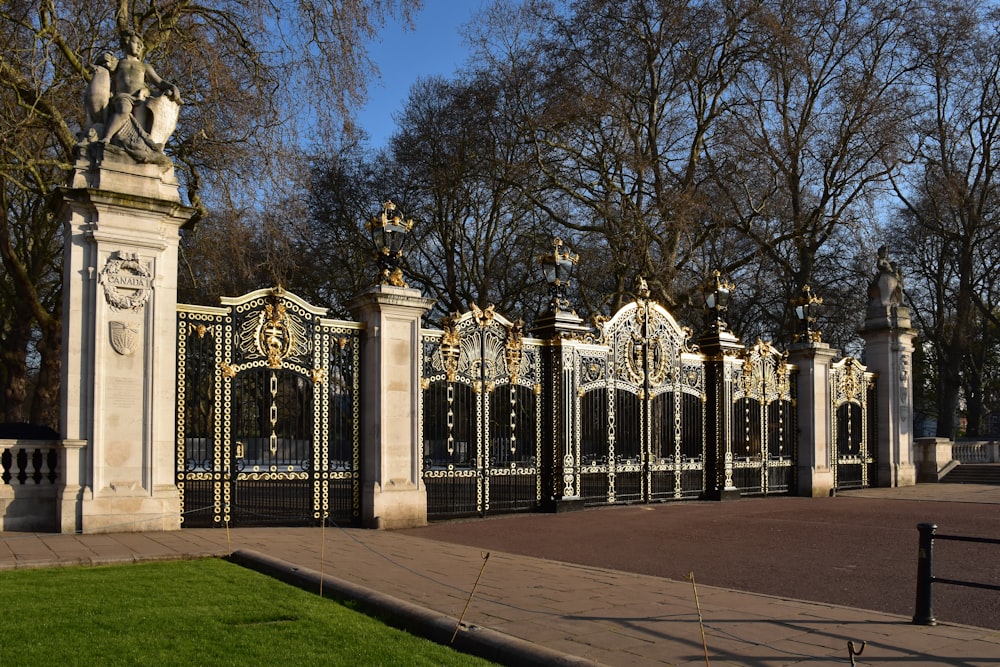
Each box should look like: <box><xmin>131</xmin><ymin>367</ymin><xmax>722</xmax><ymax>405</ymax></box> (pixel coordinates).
<box><xmin>788</xmin><ymin>341</ymin><xmax>839</xmax><ymax>496</ymax></box>
<box><xmin>57</xmin><ymin>146</ymin><xmax>195</xmax><ymax>533</ymax></box>
<box><xmin>860</xmin><ymin>247</ymin><xmax>917</xmax><ymax>487</ymax></box>
<box><xmin>348</xmin><ymin>285</ymin><xmax>435</xmax><ymax>529</ymax></box>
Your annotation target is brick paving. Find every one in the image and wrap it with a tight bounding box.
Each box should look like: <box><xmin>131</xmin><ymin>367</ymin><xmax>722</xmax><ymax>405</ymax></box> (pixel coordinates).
<box><xmin>1</xmin><ymin>485</ymin><xmax>999</xmax><ymax>666</ymax></box>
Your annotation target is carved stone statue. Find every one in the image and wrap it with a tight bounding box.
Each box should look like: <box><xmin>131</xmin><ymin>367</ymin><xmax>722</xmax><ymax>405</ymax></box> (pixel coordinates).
<box><xmin>869</xmin><ymin>245</ymin><xmax>904</xmax><ymax>308</ymax></box>
<box><xmin>80</xmin><ymin>30</ymin><xmax>182</xmax><ymax>167</ymax></box>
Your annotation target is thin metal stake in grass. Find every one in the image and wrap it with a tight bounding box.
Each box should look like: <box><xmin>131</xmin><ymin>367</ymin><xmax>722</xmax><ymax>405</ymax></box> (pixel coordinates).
<box><xmin>319</xmin><ymin>513</ymin><xmax>328</xmax><ymax>598</ymax></box>
<box><xmin>685</xmin><ymin>571</ymin><xmax>710</xmax><ymax>666</ymax></box>
<box><xmin>225</xmin><ymin>504</ymin><xmax>232</xmax><ymax>555</ymax></box>
<box><xmin>452</xmin><ymin>552</ymin><xmax>490</xmax><ymax>644</ymax></box>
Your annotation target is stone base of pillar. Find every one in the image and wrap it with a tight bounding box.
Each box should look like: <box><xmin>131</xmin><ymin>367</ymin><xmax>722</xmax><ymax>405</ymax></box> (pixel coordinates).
<box><xmin>362</xmin><ymin>481</ymin><xmax>427</xmax><ymax>530</ymax></box>
<box><xmin>540</xmin><ymin>496</ymin><xmax>586</xmax><ymax>513</ymax></box>
<box><xmin>914</xmin><ymin>437</ymin><xmax>957</xmax><ymax>482</ymax></box>
<box><xmin>797</xmin><ymin>467</ymin><xmax>834</xmax><ymax>497</ymax></box>
<box><xmin>878</xmin><ymin>462</ymin><xmax>917</xmax><ymax>488</ymax></box>
<box><xmin>79</xmin><ymin>485</ymin><xmax>181</xmax><ymax>533</ymax></box>
<box><xmin>0</xmin><ymin>485</ymin><xmax>57</xmax><ymax>532</ymax></box>
<box><xmin>58</xmin><ymin>486</ymin><xmax>86</xmax><ymax>534</ymax></box>
<box><xmin>703</xmin><ymin>488</ymin><xmax>741</xmax><ymax>501</ymax></box>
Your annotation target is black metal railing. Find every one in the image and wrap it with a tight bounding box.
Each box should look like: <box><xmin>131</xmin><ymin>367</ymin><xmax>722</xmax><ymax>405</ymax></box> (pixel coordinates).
<box><xmin>913</xmin><ymin>522</ymin><xmax>1000</xmax><ymax>625</ymax></box>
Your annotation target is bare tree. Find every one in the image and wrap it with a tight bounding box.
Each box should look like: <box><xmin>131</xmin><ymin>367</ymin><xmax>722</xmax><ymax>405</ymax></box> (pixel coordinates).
<box><xmin>387</xmin><ymin>74</ymin><xmax>550</xmax><ymax>323</ymax></box>
<box><xmin>711</xmin><ymin>0</ymin><xmax>913</xmax><ymax>345</ymax></box>
<box><xmin>890</xmin><ymin>0</ymin><xmax>1000</xmax><ymax>437</ymax></box>
<box><xmin>477</xmin><ymin>0</ymin><xmax>755</xmax><ymax>316</ymax></box>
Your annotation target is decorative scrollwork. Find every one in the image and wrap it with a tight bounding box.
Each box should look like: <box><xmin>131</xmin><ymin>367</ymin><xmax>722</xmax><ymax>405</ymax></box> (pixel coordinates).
<box><xmin>505</xmin><ymin>320</ymin><xmax>525</xmax><ymax>384</ymax></box>
<box><xmin>236</xmin><ymin>288</ymin><xmax>310</xmax><ymax>369</ymax></box>
<box><xmin>832</xmin><ymin>356</ymin><xmax>870</xmax><ymax>406</ymax></box>
<box><xmin>469</xmin><ymin>302</ymin><xmax>496</xmax><ymax>328</ymax></box>
<box><xmin>438</xmin><ymin>314</ymin><xmax>462</xmax><ymax>382</ymax></box>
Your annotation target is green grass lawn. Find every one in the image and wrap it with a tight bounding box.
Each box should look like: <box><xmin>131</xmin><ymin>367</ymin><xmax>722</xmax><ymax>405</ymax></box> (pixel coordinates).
<box><xmin>0</xmin><ymin>558</ymin><xmax>496</xmax><ymax>666</ymax></box>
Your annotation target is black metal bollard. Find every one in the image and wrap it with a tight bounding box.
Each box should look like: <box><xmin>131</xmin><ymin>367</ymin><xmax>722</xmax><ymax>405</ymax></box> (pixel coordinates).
<box><xmin>913</xmin><ymin>522</ymin><xmax>938</xmax><ymax>625</ymax></box>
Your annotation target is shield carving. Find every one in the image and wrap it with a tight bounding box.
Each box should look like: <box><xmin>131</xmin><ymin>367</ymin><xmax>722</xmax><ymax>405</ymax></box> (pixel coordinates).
<box><xmin>109</xmin><ymin>321</ymin><xmax>139</xmax><ymax>356</ymax></box>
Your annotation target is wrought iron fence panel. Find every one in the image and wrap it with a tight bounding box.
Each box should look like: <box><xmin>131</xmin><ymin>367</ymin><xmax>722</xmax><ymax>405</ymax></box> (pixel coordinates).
<box><xmin>729</xmin><ymin>341</ymin><xmax>797</xmax><ymax>495</ymax></box>
<box><xmin>176</xmin><ymin>289</ymin><xmax>361</xmax><ymax>527</ymax></box>
<box><xmin>577</xmin><ymin>298</ymin><xmax>706</xmax><ymax>505</ymax></box>
<box><xmin>578</xmin><ymin>349</ymin><xmax>612</xmax><ymax>504</ymax></box>
<box><xmin>176</xmin><ymin>305</ymin><xmax>226</xmax><ymax>526</ymax></box>
<box><xmin>420</xmin><ymin>306</ymin><xmax>542</xmax><ymax>518</ymax></box>
<box><xmin>831</xmin><ymin>357</ymin><xmax>877</xmax><ymax>489</ymax></box>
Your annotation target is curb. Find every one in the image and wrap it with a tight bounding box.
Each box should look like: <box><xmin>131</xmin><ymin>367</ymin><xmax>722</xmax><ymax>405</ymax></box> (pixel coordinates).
<box><xmin>228</xmin><ymin>548</ymin><xmax>606</xmax><ymax>667</ymax></box>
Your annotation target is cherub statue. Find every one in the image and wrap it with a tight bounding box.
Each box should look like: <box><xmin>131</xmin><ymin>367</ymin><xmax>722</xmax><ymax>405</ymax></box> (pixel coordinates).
<box><xmin>82</xmin><ymin>30</ymin><xmax>182</xmax><ymax>166</ymax></box>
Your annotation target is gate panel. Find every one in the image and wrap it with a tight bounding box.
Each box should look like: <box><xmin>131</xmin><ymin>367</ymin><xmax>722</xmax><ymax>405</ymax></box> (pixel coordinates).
<box><xmin>579</xmin><ymin>374</ymin><xmax>610</xmax><ymax>504</ymax></box>
<box><xmin>487</xmin><ymin>384</ymin><xmax>541</xmax><ymax>513</ymax></box>
<box><xmin>831</xmin><ymin>357</ymin><xmax>877</xmax><ymax>489</ymax></box>
<box><xmin>577</xmin><ymin>296</ymin><xmax>706</xmax><ymax>505</ymax></box>
<box><xmin>422</xmin><ymin>379</ymin><xmax>479</xmax><ymax>517</ymax></box>
<box><xmin>421</xmin><ymin>307</ymin><xmax>542</xmax><ymax>518</ymax></box>
<box><xmin>730</xmin><ymin>341</ymin><xmax>796</xmax><ymax>495</ymax></box>
<box><xmin>175</xmin><ymin>307</ymin><xmax>226</xmax><ymax>527</ymax></box>
<box><xmin>229</xmin><ymin>368</ymin><xmax>313</xmax><ymax>524</ymax></box>
<box><xmin>176</xmin><ymin>289</ymin><xmax>361</xmax><ymax>527</ymax></box>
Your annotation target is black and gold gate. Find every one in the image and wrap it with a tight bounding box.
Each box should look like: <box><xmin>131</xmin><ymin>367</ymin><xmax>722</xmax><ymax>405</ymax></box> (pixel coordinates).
<box><xmin>576</xmin><ymin>296</ymin><xmax>707</xmax><ymax>504</ymax></box>
<box><xmin>831</xmin><ymin>357</ymin><xmax>877</xmax><ymax>489</ymax></box>
<box><xmin>729</xmin><ymin>341</ymin><xmax>797</xmax><ymax>494</ymax></box>
<box><xmin>176</xmin><ymin>288</ymin><xmax>361</xmax><ymax>527</ymax></box>
<box><xmin>420</xmin><ymin>305</ymin><xmax>543</xmax><ymax>518</ymax></box>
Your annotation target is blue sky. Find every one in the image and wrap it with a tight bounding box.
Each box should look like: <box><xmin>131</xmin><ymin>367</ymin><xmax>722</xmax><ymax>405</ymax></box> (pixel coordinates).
<box><xmin>358</xmin><ymin>2</ymin><xmax>486</xmax><ymax>148</ymax></box>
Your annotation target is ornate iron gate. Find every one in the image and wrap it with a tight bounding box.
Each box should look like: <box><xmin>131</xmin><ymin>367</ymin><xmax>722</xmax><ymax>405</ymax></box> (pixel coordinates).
<box><xmin>730</xmin><ymin>341</ymin><xmax>797</xmax><ymax>494</ymax></box>
<box><xmin>831</xmin><ymin>357</ymin><xmax>877</xmax><ymax>489</ymax></box>
<box><xmin>420</xmin><ymin>305</ymin><xmax>543</xmax><ymax>518</ymax></box>
<box><xmin>577</xmin><ymin>297</ymin><xmax>707</xmax><ymax>504</ymax></box>
<box><xmin>176</xmin><ymin>288</ymin><xmax>361</xmax><ymax>527</ymax></box>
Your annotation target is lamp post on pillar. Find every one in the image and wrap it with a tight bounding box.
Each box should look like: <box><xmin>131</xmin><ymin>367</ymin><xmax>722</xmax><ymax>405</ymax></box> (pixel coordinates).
<box><xmin>366</xmin><ymin>200</ymin><xmax>414</xmax><ymax>288</ymax></box>
<box><xmin>793</xmin><ymin>284</ymin><xmax>824</xmax><ymax>344</ymax></box>
<box><xmin>698</xmin><ymin>270</ymin><xmax>743</xmax><ymax>501</ymax></box>
<box><xmin>532</xmin><ymin>238</ymin><xmax>589</xmax><ymax>512</ymax></box>
<box><xmin>349</xmin><ymin>201</ymin><xmax>434</xmax><ymax>529</ymax></box>
<box><xmin>788</xmin><ymin>284</ymin><xmax>838</xmax><ymax>497</ymax></box>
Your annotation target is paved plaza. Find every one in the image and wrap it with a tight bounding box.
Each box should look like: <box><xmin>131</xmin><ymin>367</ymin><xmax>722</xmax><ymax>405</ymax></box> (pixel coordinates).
<box><xmin>2</xmin><ymin>485</ymin><xmax>999</xmax><ymax>666</ymax></box>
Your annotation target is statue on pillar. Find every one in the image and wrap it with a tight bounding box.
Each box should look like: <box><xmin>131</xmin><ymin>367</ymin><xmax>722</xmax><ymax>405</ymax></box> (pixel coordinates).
<box><xmin>864</xmin><ymin>245</ymin><xmax>911</xmax><ymax>332</ymax></box>
<box><xmin>869</xmin><ymin>245</ymin><xmax>904</xmax><ymax>308</ymax></box>
<box><xmin>80</xmin><ymin>30</ymin><xmax>182</xmax><ymax>167</ymax></box>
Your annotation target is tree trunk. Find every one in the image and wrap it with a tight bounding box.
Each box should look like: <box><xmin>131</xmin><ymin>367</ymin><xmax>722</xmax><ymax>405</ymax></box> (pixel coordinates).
<box><xmin>1</xmin><ymin>316</ymin><xmax>32</xmax><ymax>423</ymax></box>
<box><xmin>30</xmin><ymin>315</ymin><xmax>61</xmax><ymax>430</ymax></box>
